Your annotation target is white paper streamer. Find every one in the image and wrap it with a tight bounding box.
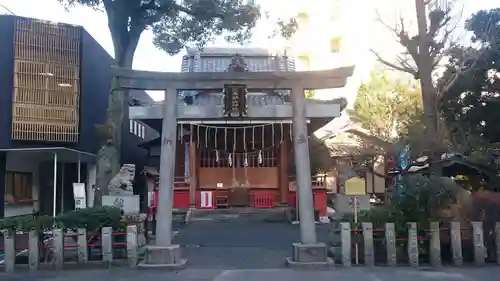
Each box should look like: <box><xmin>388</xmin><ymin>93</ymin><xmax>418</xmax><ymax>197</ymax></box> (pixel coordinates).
<box><xmin>280</xmin><ymin>123</ymin><xmax>284</xmax><ymax>143</ymax></box>
<box><xmin>204</xmin><ymin>127</ymin><xmax>208</xmax><ymax>147</ymax></box>
<box><xmin>261</xmin><ymin>125</ymin><xmax>265</xmax><ymax>149</ymax></box>
<box><xmin>214</xmin><ymin>127</ymin><xmax>218</xmax><ymax>149</ymax></box>
<box><xmin>197</xmin><ymin>125</ymin><xmax>200</xmax><ymax>147</ymax></box>
<box><xmin>271</xmin><ymin>124</ymin><xmax>275</xmax><ymax>146</ymax></box>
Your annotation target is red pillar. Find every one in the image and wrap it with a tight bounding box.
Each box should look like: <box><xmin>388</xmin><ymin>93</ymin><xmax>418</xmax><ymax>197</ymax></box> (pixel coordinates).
<box><xmin>279</xmin><ymin>138</ymin><xmax>289</xmax><ymax>204</ymax></box>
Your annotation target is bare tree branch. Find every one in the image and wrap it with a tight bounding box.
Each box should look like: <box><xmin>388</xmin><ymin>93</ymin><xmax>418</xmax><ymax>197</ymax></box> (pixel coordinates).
<box><xmin>371</xmin><ymin>49</ymin><xmax>418</xmax><ymax>76</ymax></box>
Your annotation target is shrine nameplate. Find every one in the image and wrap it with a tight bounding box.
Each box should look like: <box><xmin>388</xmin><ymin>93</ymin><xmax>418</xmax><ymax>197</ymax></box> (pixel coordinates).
<box><xmin>224</xmin><ymin>84</ymin><xmax>247</xmax><ymax>117</ymax></box>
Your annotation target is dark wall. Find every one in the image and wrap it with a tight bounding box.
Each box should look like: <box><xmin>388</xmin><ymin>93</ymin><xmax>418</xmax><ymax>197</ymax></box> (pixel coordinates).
<box><xmin>0</xmin><ymin>152</ymin><xmax>6</xmax><ymax>217</ymax></box>
<box><xmin>0</xmin><ymin>15</ymin><xmax>15</xmax><ymax>149</ymax></box>
<box><xmin>77</xmin><ymin>28</ymin><xmax>112</xmax><ymax>154</ymax></box>
<box><xmin>0</xmin><ymin>16</ymin><xmax>151</xmax><ymax>158</ymax></box>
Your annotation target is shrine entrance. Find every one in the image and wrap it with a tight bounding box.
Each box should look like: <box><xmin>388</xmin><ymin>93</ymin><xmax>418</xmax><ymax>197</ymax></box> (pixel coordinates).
<box><xmin>193</xmin><ymin>122</ymin><xmax>289</xmax><ymax>208</ymax></box>
<box><xmin>114</xmin><ymin>55</ymin><xmax>354</xmax><ymax>268</ymax></box>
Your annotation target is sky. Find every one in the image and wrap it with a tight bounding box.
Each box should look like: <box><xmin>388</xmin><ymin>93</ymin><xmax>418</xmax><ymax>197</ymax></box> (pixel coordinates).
<box><xmin>0</xmin><ymin>0</ymin><xmax>497</xmax><ymax>102</ymax></box>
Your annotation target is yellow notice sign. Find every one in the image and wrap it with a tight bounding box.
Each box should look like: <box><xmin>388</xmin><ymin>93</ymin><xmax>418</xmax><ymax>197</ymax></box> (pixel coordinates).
<box><xmin>345</xmin><ymin>177</ymin><xmax>366</xmax><ymax>195</ymax></box>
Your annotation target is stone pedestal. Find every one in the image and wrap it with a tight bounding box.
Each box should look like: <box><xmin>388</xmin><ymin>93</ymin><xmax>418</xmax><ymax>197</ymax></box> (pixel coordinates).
<box><xmin>286</xmin><ymin>243</ymin><xmax>334</xmax><ymax>269</ymax></box>
<box><xmin>138</xmin><ymin>244</ymin><xmax>187</xmax><ymax>269</ymax></box>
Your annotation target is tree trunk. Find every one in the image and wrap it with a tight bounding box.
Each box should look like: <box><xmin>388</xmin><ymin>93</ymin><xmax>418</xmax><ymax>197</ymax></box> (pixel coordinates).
<box><xmin>93</xmin><ymin>43</ymin><xmax>137</xmax><ymax>207</ymax></box>
<box><xmin>415</xmin><ymin>0</ymin><xmax>440</xmax><ymax>174</ymax></box>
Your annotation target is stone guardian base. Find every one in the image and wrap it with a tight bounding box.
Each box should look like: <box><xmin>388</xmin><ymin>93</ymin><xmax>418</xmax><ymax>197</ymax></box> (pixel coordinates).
<box><xmin>286</xmin><ymin>242</ymin><xmax>334</xmax><ymax>269</ymax></box>
<box><xmin>138</xmin><ymin>244</ymin><xmax>187</xmax><ymax>269</ymax></box>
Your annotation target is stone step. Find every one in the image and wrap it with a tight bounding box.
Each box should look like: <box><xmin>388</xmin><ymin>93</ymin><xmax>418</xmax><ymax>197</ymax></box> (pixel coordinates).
<box><xmin>188</xmin><ymin>207</ymin><xmax>290</xmax><ymax>223</ymax></box>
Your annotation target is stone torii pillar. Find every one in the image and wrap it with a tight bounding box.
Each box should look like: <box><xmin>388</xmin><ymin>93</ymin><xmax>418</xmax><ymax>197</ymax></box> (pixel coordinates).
<box><xmin>112</xmin><ymin>65</ymin><xmax>354</xmax><ymax>269</ymax></box>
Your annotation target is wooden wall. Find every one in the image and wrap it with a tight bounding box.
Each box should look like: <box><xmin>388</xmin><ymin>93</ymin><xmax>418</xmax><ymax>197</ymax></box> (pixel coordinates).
<box><xmin>198</xmin><ymin>167</ymin><xmax>278</xmax><ymax>189</ymax></box>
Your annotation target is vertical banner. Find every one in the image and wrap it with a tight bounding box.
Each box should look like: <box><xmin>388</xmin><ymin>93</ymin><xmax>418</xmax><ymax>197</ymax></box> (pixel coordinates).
<box><xmin>395</xmin><ymin>144</ymin><xmax>410</xmax><ymax>192</ymax></box>
<box><xmin>200</xmin><ymin>191</ymin><xmax>213</xmax><ymax>208</ymax></box>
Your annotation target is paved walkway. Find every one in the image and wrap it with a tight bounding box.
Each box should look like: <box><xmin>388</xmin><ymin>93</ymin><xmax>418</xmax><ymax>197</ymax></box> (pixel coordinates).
<box><xmin>171</xmin><ymin>220</ymin><xmax>330</xmax><ymax>269</ymax></box>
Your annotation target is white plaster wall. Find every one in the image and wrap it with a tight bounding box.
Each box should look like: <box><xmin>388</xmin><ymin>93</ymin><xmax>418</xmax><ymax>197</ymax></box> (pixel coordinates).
<box><xmin>4</xmin><ymin>152</ymin><xmax>40</xmax><ymax>217</ymax></box>
<box><xmin>86</xmin><ymin>163</ymin><xmax>96</xmax><ymax>207</ymax></box>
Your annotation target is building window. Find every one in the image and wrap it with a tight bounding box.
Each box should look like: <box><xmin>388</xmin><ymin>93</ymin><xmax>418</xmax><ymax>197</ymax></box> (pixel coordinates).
<box><xmin>129</xmin><ymin>120</ymin><xmax>134</xmax><ymax>134</ymax></box>
<box><xmin>5</xmin><ymin>171</ymin><xmax>33</xmax><ymax>203</ymax></box>
<box><xmin>330</xmin><ymin>37</ymin><xmax>342</xmax><ymax>53</ymax></box>
<box><xmin>141</xmin><ymin>125</ymin><xmax>146</xmax><ymax>139</ymax></box>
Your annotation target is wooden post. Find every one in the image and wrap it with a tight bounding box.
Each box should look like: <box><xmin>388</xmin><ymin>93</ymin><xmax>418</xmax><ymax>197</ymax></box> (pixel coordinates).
<box><xmin>53</xmin><ymin>228</ymin><xmax>64</xmax><ymax>269</ymax></box>
<box><xmin>101</xmin><ymin>226</ymin><xmax>113</xmax><ymax>265</ymax></box>
<box><xmin>450</xmin><ymin>221</ymin><xmax>463</xmax><ymax>266</ymax></box>
<box><xmin>28</xmin><ymin>230</ymin><xmax>39</xmax><ymax>271</ymax></box>
<box><xmin>3</xmin><ymin>230</ymin><xmax>15</xmax><ymax>273</ymax></box>
<box><xmin>340</xmin><ymin>222</ymin><xmax>351</xmax><ymax>266</ymax></box>
<box><xmin>189</xmin><ymin>140</ymin><xmax>197</xmax><ymax>207</ymax></box>
<box><xmin>361</xmin><ymin>222</ymin><xmax>374</xmax><ymax>266</ymax></box>
<box><xmin>77</xmin><ymin>228</ymin><xmax>88</xmax><ymax>264</ymax></box>
<box><xmin>407</xmin><ymin>222</ymin><xmax>418</xmax><ymax>267</ymax></box>
<box><xmin>472</xmin><ymin>221</ymin><xmax>485</xmax><ymax>266</ymax></box>
<box><xmin>279</xmin><ymin>138</ymin><xmax>288</xmax><ymax>204</ymax></box>
<box><xmin>385</xmin><ymin>223</ymin><xmax>397</xmax><ymax>266</ymax></box>
<box><xmin>496</xmin><ymin>222</ymin><xmax>500</xmax><ymax>265</ymax></box>
<box><xmin>126</xmin><ymin>225</ymin><xmax>138</xmax><ymax>268</ymax></box>
<box><xmin>429</xmin><ymin>222</ymin><xmax>441</xmax><ymax>267</ymax></box>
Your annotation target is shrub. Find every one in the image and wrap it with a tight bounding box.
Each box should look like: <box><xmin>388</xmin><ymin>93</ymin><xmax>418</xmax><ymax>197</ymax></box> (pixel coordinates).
<box><xmin>0</xmin><ymin>206</ymin><xmax>123</xmax><ymax>233</ymax></box>
<box><xmin>55</xmin><ymin>206</ymin><xmax>123</xmax><ymax>232</ymax></box>
<box><xmin>0</xmin><ymin>214</ymin><xmax>53</xmax><ymax>232</ymax></box>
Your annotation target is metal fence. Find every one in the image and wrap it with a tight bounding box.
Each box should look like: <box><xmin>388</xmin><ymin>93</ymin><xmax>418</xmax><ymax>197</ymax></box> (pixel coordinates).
<box><xmin>0</xmin><ymin>225</ymin><xmax>139</xmax><ymax>273</ymax></box>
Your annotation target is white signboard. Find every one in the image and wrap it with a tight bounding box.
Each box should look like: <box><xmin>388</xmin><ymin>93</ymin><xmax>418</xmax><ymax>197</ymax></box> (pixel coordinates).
<box><xmin>72</xmin><ymin>183</ymin><xmax>86</xmax><ymax>209</ymax></box>
<box><xmin>200</xmin><ymin>191</ymin><xmax>213</xmax><ymax>208</ymax></box>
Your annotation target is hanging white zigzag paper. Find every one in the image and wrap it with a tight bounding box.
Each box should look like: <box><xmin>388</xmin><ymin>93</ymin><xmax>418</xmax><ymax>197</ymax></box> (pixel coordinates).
<box><xmin>244</xmin><ymin>153</ymin><xmax>248</xmax><ymax>167</ymax></box>
<box><xmin>215</xmin><ymin>150</ymin><xmax>220</xmax><ymax>162</ymax></box>
<box><xmin>228</xmin><ymin>153</ymin><xmax>233</xmax><ymax>167</ymax></box>
<box><xmin>258</xmin><ymin>150</ymin><xmax>263</xmax><ymax>164</ymax></box>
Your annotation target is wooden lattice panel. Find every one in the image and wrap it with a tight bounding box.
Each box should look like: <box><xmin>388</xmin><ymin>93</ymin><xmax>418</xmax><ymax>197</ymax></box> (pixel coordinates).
<box><xmin>12</xmin><ymin>18</ymin><xmax>81</xmax><ymax>142</ymax></box>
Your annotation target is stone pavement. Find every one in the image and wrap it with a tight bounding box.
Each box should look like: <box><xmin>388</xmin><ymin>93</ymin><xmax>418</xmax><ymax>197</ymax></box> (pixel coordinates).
<box><xmin>2</xmin><ymin>267</ymin><xmax>500</xmax><ymax>281</ymax></box>
<box><xmin>171</xmin><ymin>220</ymin><xmax>330</xmax><ymax>269</ymax></box>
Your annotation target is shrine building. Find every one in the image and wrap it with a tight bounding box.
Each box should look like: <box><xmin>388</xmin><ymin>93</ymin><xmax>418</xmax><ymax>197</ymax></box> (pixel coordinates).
<box><xmin>133</xmin><ymin>47</ymin><xmax>351</xmax><ymax>217</ymax></box>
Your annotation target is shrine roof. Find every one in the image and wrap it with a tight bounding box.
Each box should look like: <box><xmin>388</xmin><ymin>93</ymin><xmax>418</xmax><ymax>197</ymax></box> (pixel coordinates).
<box><xmin>186</xmin><ymin>47</ymin><xmax>284</xmax><ymax>57</ymax></box>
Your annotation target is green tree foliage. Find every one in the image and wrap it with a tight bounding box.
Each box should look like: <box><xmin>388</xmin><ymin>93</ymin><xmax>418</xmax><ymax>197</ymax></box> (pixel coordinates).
<box><xmin>350</xmin><ymin>71</ymin><xmax>423</xmax><ymax>143</ymax></box>
<box><xmin>440</xmin><ymin>8</ymin><xmax>500</xmax><ymax>145</ymax></box>
<box><xmin>57</xmin><ymin>0</ymin><xmax>297</xmax><ymax>204</ymax></box>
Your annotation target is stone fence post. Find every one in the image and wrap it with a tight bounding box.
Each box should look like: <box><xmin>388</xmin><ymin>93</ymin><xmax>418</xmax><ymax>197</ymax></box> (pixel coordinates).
<box><xmin>3</xmin><ymin>230</ymin><xmax>15</xmax><ymax>273</ymax></box>
<box><xmin>332</xmin><ymin>221</ymin><xmax>500</xmax><ymax>267</ymax></box>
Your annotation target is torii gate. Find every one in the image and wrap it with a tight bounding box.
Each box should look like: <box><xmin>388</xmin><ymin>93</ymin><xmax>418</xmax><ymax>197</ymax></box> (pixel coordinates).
<box><xmin>112</xmin><ymin>65</ymin><xmax>354</xmax><ymax>268</ymax></box>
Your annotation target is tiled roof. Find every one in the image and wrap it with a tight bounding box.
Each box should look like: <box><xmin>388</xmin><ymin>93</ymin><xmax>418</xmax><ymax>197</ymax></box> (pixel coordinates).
<box><xmin>178</xmin><ymin>47</ymin><xmax>295</xmax><ymax>99</ymax></box>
